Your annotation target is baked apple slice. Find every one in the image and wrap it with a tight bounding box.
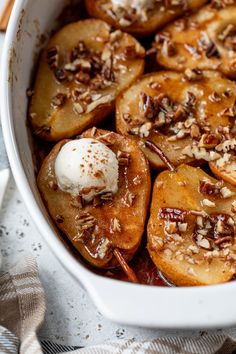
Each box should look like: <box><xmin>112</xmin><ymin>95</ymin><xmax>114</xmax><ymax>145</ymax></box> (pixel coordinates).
<box><xmin>147</xmin><ymin>156</ymin><xmax>236</xmax><ymax>286</ymax></box>
<box><xmin>85</xmin><ymin>0</ymin><xmax>208</xmax><ymax>37</ymax></box>
<box><xmin>209</xmin><ymin>139</ymin><xmax>236</xmax><ymax>186</ymax></box>
<box><xmin>37</xmin><ymin>128</ymin><xmax>151</xmax><ymax>281</ymax></box>
<box><xmin>29</xmin><ymin>19</ymin><xmax>145</xmax><ymax>141</ymax></box>
<box><xmin>116</xmin><ymin>70</ymin><xmax>236</xmax><ymax>169</ymax></box>
<box><xmin>153</xmin><ymin>4</ymin><xmax>236</xmax><ymax>78</ymax></box>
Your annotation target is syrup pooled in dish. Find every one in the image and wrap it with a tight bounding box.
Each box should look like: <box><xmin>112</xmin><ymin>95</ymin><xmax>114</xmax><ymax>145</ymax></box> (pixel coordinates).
<box><xmin>29</xmin><ymin>19</ymin><xmax>145</xmax><ymax>141</ymax></box>
<box><xmin>85</xmin><ymin>0</ymin><xmax>208</xmax><ymax>36</ymax></box>
<box><xmin>37</xmin><ymin>128</ymin><xmax>151</xmax><ymax>281</ymax></box>
<box><xmin>147</xmin><ymin>159</ymin><xmax>236</xmax><ymax>286</ymax></box>
<box><xmin>153</xmin><ymin>3</ymin><xmax>236</xmax><ymax>78</ymax></box>
<box><xmin>116</xmin><ymin>70</ymin><xmax>236</xmax><ymax>169</ymax></box>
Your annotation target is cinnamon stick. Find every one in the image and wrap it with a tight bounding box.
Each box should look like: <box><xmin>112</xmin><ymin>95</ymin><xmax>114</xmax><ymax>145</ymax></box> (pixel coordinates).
<box><xmin>145</xmin><ymin>140</ymin><xmax>176</xmax><ymax>172</ymax></box>
<box><xmin>113</xmin><ymin>248</ymin><xmax>138</xmax><ymax>283</ymax></box>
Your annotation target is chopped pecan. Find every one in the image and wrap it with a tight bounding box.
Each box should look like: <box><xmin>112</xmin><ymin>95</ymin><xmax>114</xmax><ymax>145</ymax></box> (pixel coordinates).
<box><xmin>170</xmin><ymin>104</ymin><xmax>185</xmax><ymax>121</ymax></box>
<box><xmin>100</xmin><ymin>191</ymin><xmax>114</xmax><ymax>201</ymax></box>
<box><xmin>101</xmin><ymin>64</ymin><xmax>115</xmax><ymax>82</ymax></box>
<box><xmin>34</xmin><ymin>125</ymin><xmax>51</xmax><ymax>136</ymax></box>
<box><xmin>196</xmin><ymin>237</ymin><xmax>212</xmax><ymax>250</ymax></box>
<box><xmin>86</xmin><ymin>94</ymin><xmax>112</xmax><ymax>113</ymax></box>
<box><xmin>221</xmin><ymin>186</ymin><xmax>234</xmax><ymax>198</ymax></box>
<box><xmin>198</xmin><ymin>32</ymin><xmax>220</xmax><ymax>58</ymax></box>
<box><xmin>122</xmin><ymin>113</ymin><xmax>132</xmax><ymax>124</ymax></box>
<box><xmin>232</xmin><ymin>200</ymin><xmax>236</xmax><ymax>213</ymax></box>
<box><xmin>75</xmin><ymin>71</ymin><xmax>90</xmax><ymax>85</ymax></box>
<box><xmin>96</xmin><ymin>237</ymin><xmax>111</xmax><ymax>260</ymax></box>
<box><xmin>190</xmin><ymin>124</ymin><xmax>200</xmax><ymax>139</ymax></box>
<box><xmin>91</xmin><ymin>53</ymin><xmax>103</xmax><ymax>72</ymax></box>
<box><xmin>218</xmin><ymin>24</ymin><xmax>236</xmax><ymax>41</ymax></box>
<box><xmin>71</xmin><ymin>195</ymin><xmax>84</xmax><ymax>209</ymax></box>
<box><xmin>123</xmin><ymin>45</ymin><xmax>139</xmax><ymax>60</ymax></box>
<box><xmin>154</xmin><ymin>111</ymin><xmax>166</xmax><ymax>128</ymax></box>
<box><xmin>76</xmin><ymin>212</ymin><xmax>96</xmax><ymax>231</ymax></box>
<box><xmin>123</xmin><ymin>191</ymin><xmax>136</xmax><ymax>207</ymax></box>
<box><xmin>70</xmin><ymin>41</ymin><xmax>88</xmax><ymax>61</ymax></box>
<box><xmin>222</xmin><ymin>100</ymin><xmax>236</xmax><ymax>117</ymax></box>
<box><xmin>215</xmin><ymin>138</ymin><xmax>236</xmax><ymax>152</ymax></box>
<box><xmin>65</xmin><ymin>58</ymin><xmax>91</xmax><ymax>73</ymax></box>
<box><xmin>90</xmin><ymin>76</ymin><xmax>107</xmax><ymax>90</ymax></box>
<box><xmin>205</xmin><ymin>42</ymin><xmax>220</xmax><ymax>58</ymax></box>
<box><xmin>184</xmin><ymin>68</ymin><xmax>203</xmax><ymax>81</ymax></box>
<box><xmin>56</xmin><ymin>215</ymin><xmax>64</xmax><ymax>224</ymax></box>
<box><xmin>73</xmin><ymin>102</ymin><xmax>85</xmax><ymax>114</ymax></box>
<box><xmin>71</xmin><ymin>87</ymin><xmax>86</xmax><ymax>101</ymax></box>
<box><xmin>111</xmin><ymin>217</ymin><xmax>121</xmax><ymax>233</ymax></box>
<box><xmin>47</xmin><ymin>46</ymin><xmax>59</xmax><ymax>70</ymax></box>
<box><xmin>199</xmin><ymin>181</ymin><xmax>221</xmax><ymax>196</ymax></box>
<box><xmin>185</xmin><ymin>92</ymin><xmax>196</xmax><ymax>109</ymax></box>
<box><xmin>149</xmin><ymin>82</ymin><xmax>162</xmax><ymax>90</ymax></box>
<box><xmin>164</xmin><ymin>221</ymin><xmax>178</xmax><ymax>234</ymax></box>
<box><xmin>198</xmin><ymin>133</ymin><xmax>220</xmax><ymax>149</ymax></box>
<box><xmin>209</xmin><ymin>91</ymin><xmax>221</xmax><ymax>103</ymax></box>
<box><xmin>184</xmin><ymin>44</ymin><xmax>200</xmax><ymax>57</ymax></box>
<box><xmin>140</xmin><ymin>92</ymin><xmax>159</xmax><ymax>120</ymax></box>
<box><xmin>223</xmin><ymin>89</ymin><xmax>233</xmax><ymax>98</ymax></box>
<box><xmin>218</xmin><ymin>24</ymin><xmax>236</xmax><ymax>50</ymax></box>
<box><xmin>92</xmin><ymin>195</ymin><xmax>102</xmax><ymax>207</ymax></box>
<box><xmin>158</xmin><ymin>208</ymin><xmax>187</xmax><ymax>222</ymax></box>
<box><xmin>117</xmin><ymin>150</ymin><xmax>131</xmax><ymax>166</ymax></box>
<box><xmin>162</xmin><ymin>39</ymin><xmax>176</xmax><ymax>57</ymax></box>
<box><xmin>146</xmin><ymin>48</ymin><xmax>157</xmax><ymax>57</ymax></box>
<box><xmin>155</xmin><ymin>32</ymin><xmax>171</xmax><ymax>44</ymax></box>
<box><xmin>131</xmin><ymin>122</ymin><xmax>153</xmax><ymax>138</ymax></box>
<box><xmin>215</xmin><ymin>236</ymin><xmax>232</xmax><ymax>246</ymax></box>
<box><xmin>52</xmin><ymin>93</ymin><xmax>67</xmax><ymax>107</ymax></box>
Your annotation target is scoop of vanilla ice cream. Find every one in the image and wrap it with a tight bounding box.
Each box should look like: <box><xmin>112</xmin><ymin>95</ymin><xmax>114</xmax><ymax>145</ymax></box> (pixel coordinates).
<box><xmin>112</xmin><ymin>0</ymin><xmax>155</xmax><ymax>11</ymax></box>
<box><xmin>55</xmin><ymin>138</ymin><xmax>119</xmax><ymax>201</ymax></box>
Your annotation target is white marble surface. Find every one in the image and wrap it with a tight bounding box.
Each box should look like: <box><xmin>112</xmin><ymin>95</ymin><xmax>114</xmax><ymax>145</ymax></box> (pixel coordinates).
<box><xmin>0</xmin><ymin>0</ymin><xmax>234</xmax><ymax>348</ymax></box>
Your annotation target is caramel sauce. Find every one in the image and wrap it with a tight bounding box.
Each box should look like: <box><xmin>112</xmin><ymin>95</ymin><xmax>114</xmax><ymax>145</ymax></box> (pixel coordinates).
<box><xmin>102</xmin><ymin>247</ymin><xmax>168</xmax><ymax>286</ymax></box>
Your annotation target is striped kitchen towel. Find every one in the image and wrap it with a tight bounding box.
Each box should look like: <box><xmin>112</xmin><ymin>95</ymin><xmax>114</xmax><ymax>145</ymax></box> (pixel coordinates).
<box><xmin>0</xmin><ymin>256</ymin><xmax>236</xmax><ymax>354</ymax></box>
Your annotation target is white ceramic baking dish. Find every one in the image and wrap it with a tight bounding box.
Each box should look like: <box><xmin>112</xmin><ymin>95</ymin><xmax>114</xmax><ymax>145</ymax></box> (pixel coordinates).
<box><xmin>2</xmin><ymin>0</ymin><xmax>236</xmax><ymax>329</ymax></box>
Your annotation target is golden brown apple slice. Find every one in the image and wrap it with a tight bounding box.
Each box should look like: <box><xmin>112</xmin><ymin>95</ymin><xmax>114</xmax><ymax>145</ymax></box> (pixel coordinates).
<box><xmin>147</xmin><ymin>163</ymin><xmax>236</xmax><ymax>286</ymax></box>
<box><xmin>85</xmin><ymin>0</ymin><xmax>208</xmax><ymax>37</ymax></box>
<box><xmin>116</xmin><ymin>70</ymin><xmax>236</xmax><ymax>169</ymax></box>
<box><xmin>29</xmin><ymin>19</ymin><xmax>145</xmax><ymax>141</ymax></box>
<box><xmin>37</xmin><ymin>128</ymin><xmax>151</xmax><ymax>275</ymax></box>
<box><xmin>154</xmin><ymin>4</ymin><xmax>236</xmax><ymax>78</ymax></box>
<box><xmin>209</xmin><ymin>140</ymin><xmax>236</xmax><ymax>186</ymax></box>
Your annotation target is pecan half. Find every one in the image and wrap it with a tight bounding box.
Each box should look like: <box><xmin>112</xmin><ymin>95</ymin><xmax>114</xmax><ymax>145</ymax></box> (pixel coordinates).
<box><xmin>158</xmin><ymin>208</ymin><xmax>187</xmax><ymax>222</ymax></box>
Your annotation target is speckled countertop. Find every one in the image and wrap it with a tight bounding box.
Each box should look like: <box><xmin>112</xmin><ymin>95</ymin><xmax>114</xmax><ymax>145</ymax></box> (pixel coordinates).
<box><xmin>0</xmin><ymin>1</ymin><xmax>234</xmax><ymax>348</ymax></box>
